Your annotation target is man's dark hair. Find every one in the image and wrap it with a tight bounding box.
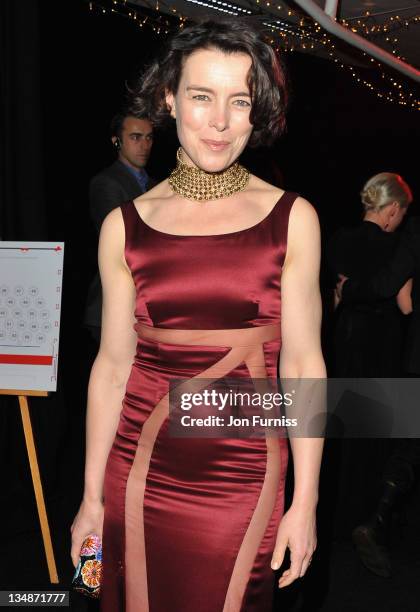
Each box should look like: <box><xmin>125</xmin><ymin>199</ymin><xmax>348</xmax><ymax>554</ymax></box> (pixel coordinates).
<box><xmin>128</xmin><ymin>18</ymin><xmax>288</xmax><ymax>147</ymax></box>
<box><xmin>109</xmin><ymin>110</ymin><xmax>151</xmax><ymax>139</ymax></box>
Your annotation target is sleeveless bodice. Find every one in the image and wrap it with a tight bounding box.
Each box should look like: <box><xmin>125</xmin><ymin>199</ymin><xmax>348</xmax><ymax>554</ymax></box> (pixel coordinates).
<box><xmin>121</xmin><ymin>191</ymin><xmax>297</xmax><ymax>330</ymax></box>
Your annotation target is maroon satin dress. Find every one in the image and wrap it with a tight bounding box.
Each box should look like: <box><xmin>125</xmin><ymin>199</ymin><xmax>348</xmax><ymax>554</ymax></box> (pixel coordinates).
<box><xmin>101</xmin><ymin>192</ymin><xmax>297</xmax><ymax>612</ymax></box>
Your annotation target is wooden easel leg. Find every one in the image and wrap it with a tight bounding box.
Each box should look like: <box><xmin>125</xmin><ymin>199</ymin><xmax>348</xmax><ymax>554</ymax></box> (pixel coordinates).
<box><xmin>18</xmin><ymin>395</ymin><xmax>59</xmax><ymax>584</ymax></box>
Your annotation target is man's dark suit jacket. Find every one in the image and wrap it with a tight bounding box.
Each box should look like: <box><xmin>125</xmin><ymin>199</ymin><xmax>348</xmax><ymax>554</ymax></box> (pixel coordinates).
<box><xmin>342</xmin><ymin>217</ymin><xmax>420</xmax><ymax>373</ymax></box>
<box><xmin>84</xmin><ymin>159</ymin><xmax>156</xmax><ymax>331</ymax></box>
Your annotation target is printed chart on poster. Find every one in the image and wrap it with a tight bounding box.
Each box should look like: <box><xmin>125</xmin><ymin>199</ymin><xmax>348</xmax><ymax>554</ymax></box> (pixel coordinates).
<box><xmin>0</xmin><ymin>242</ymin><xmax>64</xmax><ymax>391</ymax></box>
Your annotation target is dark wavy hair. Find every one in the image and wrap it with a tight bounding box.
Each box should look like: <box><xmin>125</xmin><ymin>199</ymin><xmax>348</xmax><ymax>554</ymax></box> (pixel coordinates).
<box><xmin>128</xmin><ymin>18</ymin><xmax>288</xmax><ymax>147</ymax></box>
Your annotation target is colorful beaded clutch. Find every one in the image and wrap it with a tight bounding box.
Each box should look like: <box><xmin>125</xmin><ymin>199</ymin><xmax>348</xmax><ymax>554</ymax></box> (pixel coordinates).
<box><xmin>72</xmin><ymin>534</ymin><xmax>102</xmax><ymax>599</ymax></box>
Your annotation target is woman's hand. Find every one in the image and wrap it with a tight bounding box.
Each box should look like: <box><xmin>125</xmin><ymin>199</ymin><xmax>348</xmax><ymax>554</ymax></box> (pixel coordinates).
<box><xmin>271</xmin><ymin>504</ymin><xmax>317</xmax><ymax>588</ymax></box>
<box><xmin>335</xmin><ymin>273</ymin><xmax>348</xmax><ymax>304</ymax></box>
<box><xmin>70</xmin><ymin>498</ymin><xmax>104</xmax><ymax>567</ymax></box>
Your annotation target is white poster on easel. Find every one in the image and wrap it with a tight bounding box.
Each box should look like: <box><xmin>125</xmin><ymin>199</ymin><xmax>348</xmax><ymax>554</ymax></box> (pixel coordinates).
<box><xmin>0</xmin><ymin>242</ymin><xmax>64</xmax><ymax>391</ymax></box>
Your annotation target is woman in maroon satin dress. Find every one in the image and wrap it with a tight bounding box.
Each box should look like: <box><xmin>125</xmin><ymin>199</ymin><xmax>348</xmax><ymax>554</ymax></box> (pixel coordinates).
<box><xmin>71</xmin><ymin>18</ymin><xmax>326</xmax><ymax>611</ymax></box>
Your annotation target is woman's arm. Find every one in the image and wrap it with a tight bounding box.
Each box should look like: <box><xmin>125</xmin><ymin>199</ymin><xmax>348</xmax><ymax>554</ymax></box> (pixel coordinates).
<box><xmin>83</xmin><ymin>208</ymin><xmax>137</xmax><ymax>502</ymax></box>
<box><xmin>333</xmin><ymin>276</ymin><xmax>347</xmax><ymax>310</ymax></box>
<box><xmin>271</xmin><ymin>197</ymin><xmax>326</xmax><ymax>587</ymax></box>
<box><xmin>280</xmin><ymin>197</ymin><xmax>326</xmax><ymax>507</ymax></box>
<box><xmin>71</xmin><ymin>207</ymin><xmax>137</xmax><ymax>565</ymax></box>
<box><xmin>396</xmin><ymin>278</ymin><xmax>413</xmax><ymax>314</ymax></box>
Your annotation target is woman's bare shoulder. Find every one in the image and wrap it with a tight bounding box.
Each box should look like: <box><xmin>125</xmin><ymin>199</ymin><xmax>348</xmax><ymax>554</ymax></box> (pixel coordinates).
<box><xmin>246</xmin><ymin>174</ymin><xmax>285</xmax><ymax>210</ymax></box>
<box><xmin>287</xmin><ymin>196</ymin><xmax>320</xmax><ymax>259</ymax></box>
<box><xmin>247</xmin><ymin>176</ymin><xmax>319</xmax><ymax>249</ymax></box>
<box><xmin>248</xmin><ymin>174</ymin><xmax>284</xmax><ymax>198</ymax></box>
<box><xmin>95</xmin><ymin>209</ymin><xmax>127</xmax><ymax>273</ymax></box>
<box><xmin>133</xmin><ymin>179</ymin><xmax>172</xmax><ymax>208</ymax></box>
<box><xmin>289</xmin><ymin>195</ymin><xmax>318</xmax><ymax>226</ymax></box>
<box><xmin>248</xmin><ymin>175</ymin><xmax>316</xmax><ymax>215</ymax></box>
<box><xmin>101</xmin><ymin>206</ymin><xmax>124</xmax><ymax>230</ymax></box>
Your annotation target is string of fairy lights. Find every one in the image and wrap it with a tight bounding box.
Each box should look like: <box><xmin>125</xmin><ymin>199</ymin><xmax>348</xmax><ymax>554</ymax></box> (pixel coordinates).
<box><xmin>341</xmin><ymin>12</ymin><xmax>420</xmax><ymax>63</ymax></box>
<box><xmin>87</xmin><ymin>0</ymin><xmax>420</xmax><ymax>110</ymax></box>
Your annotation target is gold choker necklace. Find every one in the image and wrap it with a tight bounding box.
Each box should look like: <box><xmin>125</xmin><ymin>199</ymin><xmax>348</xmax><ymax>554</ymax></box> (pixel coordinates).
<box><xmin>168</xmin><ymin>147</ymin><xmax>250</xmax><ymax>201</ymax></box>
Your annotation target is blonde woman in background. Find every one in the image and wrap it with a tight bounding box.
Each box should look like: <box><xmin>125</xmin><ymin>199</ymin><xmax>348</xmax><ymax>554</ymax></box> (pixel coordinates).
<box><xmin>326</xmin><ymin>172</ymin><xmax>413</xmax><ymax>571</ymax></box>
<box><xmin>335</xmin><ymin>174</ymin><xmax>419</xmax><ymax>579</ymax></box>
<box><xmin>334</xmin><ymin>173</ymin><xmax>412</xmax><ymax>309</ymax></box>
<box><xmin>329</xmin><ymin>172</ymin><xmax>412</xmax><ymax>377</ymax></box>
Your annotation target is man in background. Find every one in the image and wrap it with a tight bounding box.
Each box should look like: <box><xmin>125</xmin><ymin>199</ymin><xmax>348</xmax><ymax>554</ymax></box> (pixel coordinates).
<box><xmin>84</xmin><ymin>111</ymin><xmax>154</xmax><ymax>342</ymax></box>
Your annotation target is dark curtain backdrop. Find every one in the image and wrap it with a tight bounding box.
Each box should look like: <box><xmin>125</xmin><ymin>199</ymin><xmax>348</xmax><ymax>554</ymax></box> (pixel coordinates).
<box><xmin>0</xmin><ymin>0</ymin><xmax>47</xmax><ymax>240</ymax></box>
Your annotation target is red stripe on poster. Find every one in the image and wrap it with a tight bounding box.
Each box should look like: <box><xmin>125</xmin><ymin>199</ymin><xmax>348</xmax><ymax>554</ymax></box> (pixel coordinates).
<box><xmin>0</xmin><ymin>354</ymin><xmax>53</xmax><ymax>365</ymax></box>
